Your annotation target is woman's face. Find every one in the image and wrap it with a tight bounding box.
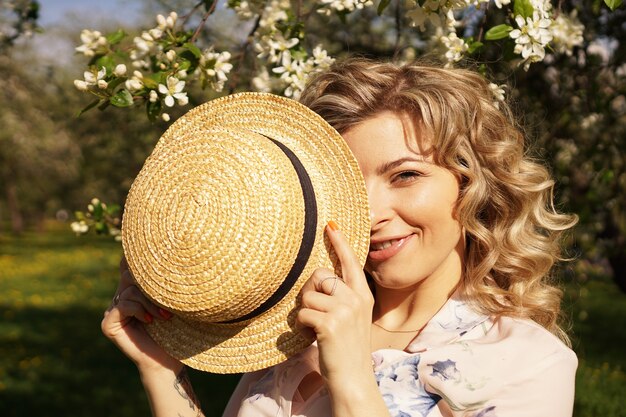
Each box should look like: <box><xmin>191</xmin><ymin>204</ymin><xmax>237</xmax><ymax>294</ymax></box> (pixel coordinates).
<box><xmin>342</xmin><ymin>111</ymin><xmax>464</xmax><ymax>291</ymax></box>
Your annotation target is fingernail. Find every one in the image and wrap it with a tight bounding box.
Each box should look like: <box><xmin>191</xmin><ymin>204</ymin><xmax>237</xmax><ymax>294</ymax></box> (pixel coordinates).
<box><xmin>144</xmin><ymin>313</ymin><xmax>153</xmax><ymax>323</ymax></box>
<box><xmin>158</xmin><ymin>308</ymin><xmax>173</xmax><ymax>319</ymax></box>
<box><xmin>327</xmin><ymin>220</ymin><xmax>339</xmax><ymax>231</ymax></box>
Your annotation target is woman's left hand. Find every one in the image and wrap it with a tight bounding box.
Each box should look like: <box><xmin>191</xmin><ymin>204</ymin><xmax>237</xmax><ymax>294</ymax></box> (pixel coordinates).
<box><xmin>296</xmin><ymin>221</ymin><xmax>374</xmax><ymax>383</ymax></box>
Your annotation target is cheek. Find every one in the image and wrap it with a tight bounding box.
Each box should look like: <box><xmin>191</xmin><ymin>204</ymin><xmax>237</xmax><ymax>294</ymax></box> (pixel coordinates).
<box><xmin>408</xmin><ymin>187</ymin><xmax>461</xmax><ymax>236</ymax></box>
<box><xmin>407</xmin><ymin>184</ymin><xmax>458</xmax><ymax>219</ymax></box>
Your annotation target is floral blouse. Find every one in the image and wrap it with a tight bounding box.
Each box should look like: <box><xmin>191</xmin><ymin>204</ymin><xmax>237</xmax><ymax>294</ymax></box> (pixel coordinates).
<box><xmin>235</xmin><ymin>295</ymin><xmax>577</xmax><ymax>417</ymax></box>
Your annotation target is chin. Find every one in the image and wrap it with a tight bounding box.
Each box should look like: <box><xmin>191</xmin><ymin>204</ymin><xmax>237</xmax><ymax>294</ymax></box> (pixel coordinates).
<box><xmin>370</xmin><ymin>274</ymin><xmax>426</xmax><ymax>291</ymax></box>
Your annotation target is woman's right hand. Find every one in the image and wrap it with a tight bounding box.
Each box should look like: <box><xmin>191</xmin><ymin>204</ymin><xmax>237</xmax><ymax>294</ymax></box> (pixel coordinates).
<box><xmin>101</xmin><ymin>257</ymin><xmax>182</xmax><ymax>373</ymax></box>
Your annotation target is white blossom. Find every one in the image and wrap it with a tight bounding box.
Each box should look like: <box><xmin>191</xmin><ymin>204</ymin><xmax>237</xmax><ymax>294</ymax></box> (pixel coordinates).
<box><xmin>252</xmin><ymin>66</ymin><xmax>284</xmax><ymax>92</ymax></box>
<box><xmin>258</xmin><ymin>0</ymin><xmax>290</xmax><ymax>29</ymax></box>
<box><xmin>493</xmin><ymin>0</ymin><xmax>511</xmax><ymax>8</ymax></box>
<box><xmin>406</xmin><ymin>0</ymin><xmax>469</xmax><ymax>31</ymax></box>
<box><xmin>109</xmin><ymin>227</ymin><xmax>122</xmax><ymax>242</ymax></box>
<box><xmin>440</xmin><ymin>31</ymin><xmax>468</xmax><ymax>65</ymax></box>
<box><xmin>158</xmin><ymin>76</ymin><xmax>188</xmax><ymax>107</ymax></box>
<box><xmin>231</xmin><ymin>0</ymin><xmax>264</xmax><ymax>19</ymax></box>
<box><xmin>130</xmin><ymin>27</ymin><xmax>164</xmax><ymax>69</ymax></box>
<box><xmin>587</xmin><ymin>39</ymin><xmax>613</xmax><ymax>64</ymax></box>
<box><xmin>114</xmin><ymin>64</ymin><xmax>127</xmax><ymax>76</ymax></box>
<box><xmin>317</xmin><ymin>0</ymin><xmax>374</xmax><ymax>16</ymax></box>
<box><xmin>200</xmin><ymin>49</ymin><xmax>233</xmax><ymax>92</ymax></box>
<box><xmin>149</xmin><ymin>90</ymin><xmax>158</xmax><ymax>102</ymax></box>
<box><xmin>74</xmin><ymin>67</ymin><xmax>107</xmax><ymax>91</ymax></box>
<box><xmin>125</xmin><ymin>71</ymin><xmax>144</xmax><ymax>92</ymax></box>
<box><xmin>270</xmin><ymin>50</ymin><xmax>331</xmax><ymax>99</ymax></box>
<box><xmin>489</xmin><ymin>82</ymin><xmax>507</xmax><ymax>108</ymax></box>
<box><xmin>166</xmin><ymin>12</ymin><xmax>178</xmax><ymax>28</ymax></box>
<box><xmin>272</xmin><ymin>53</ymin><xmax>306</xmax><ymax>98</ymax></box>
<box><xmin>272</xmin><ymin>52</ymin><xmax>299</xmax><ymax>80</ymax></box>
<box><xmin>406</xmin><ymin>1</ymin><xmax>445</xmax><ymax>31</ymax></box>
<box><xmin>71</xmin><ymin>221</ymin><xmax>89</xmax><ymax>234</ymax></box>
<box><xmin>256</xmin><ymin>33</ymin><xmax>299</xmax><ymax>64</ymax></box>
<box><xmin>550</xmin><ymin>11</ymin><xmax>584</xmax><ymax>57</ymax></box>
<box><xmin>74</xmin><ymin>80</ymin><xmax>89</xmax><ymax>91</ymax></box>
<box><xmin>75</xmin><ymin>29</ymin><xmax>107</xmax><ymax>57</ymax></box>
<box><xmin>509</xmin><ymin>12</ymin><xmax>553</xmax><ymax>70</ymax></box>
<box><xmin>530</xmin><ymin>0</ymin><xmax>552</xmax><ymax>19</ymax></box>
<box><xmin>156</xmin><ymin>12</ymin><xmax>178</xmax><ymax>30</ymax></box>
<box><xmin>580</xmin><ymin>113</ymin><xmax>602</xmax><ymax>130</ymax></box>
<box><xmin>312</xmin><ymin>46</ymin><xmax>335</xmax><ymax>69</ymax></box>
<box><xmin>165</xmin><ymin>50</ymin><xmax>177</xmax><ymax>62</ymax></box>
<box><xmin>162</xmin><ymin>112</ymin><xmax>171</xmax><ymax>122</ymax></box>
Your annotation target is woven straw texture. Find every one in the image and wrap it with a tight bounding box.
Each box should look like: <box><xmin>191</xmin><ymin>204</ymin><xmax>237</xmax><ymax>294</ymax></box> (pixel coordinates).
<box><xmin>122</xmin><ymin>92</ymin><xmax>370</xmax><ymax>373</ymax></box>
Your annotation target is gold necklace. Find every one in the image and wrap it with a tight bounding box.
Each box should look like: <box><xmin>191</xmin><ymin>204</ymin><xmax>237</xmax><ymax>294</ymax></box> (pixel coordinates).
<box><xmin>372</xmin><ymin>321</ymin><xmax>428</xmax><ymax>334</ymax></box>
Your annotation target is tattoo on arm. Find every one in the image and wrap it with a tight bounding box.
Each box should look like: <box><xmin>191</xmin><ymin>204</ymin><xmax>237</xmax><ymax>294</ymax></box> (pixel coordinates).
<box><xmin>174</xmin><ymin>366</ymin><xmax>205</xmax><ymax>417</ymax></box>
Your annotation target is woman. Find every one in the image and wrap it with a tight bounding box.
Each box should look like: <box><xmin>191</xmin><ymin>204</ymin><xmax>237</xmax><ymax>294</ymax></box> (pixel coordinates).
<box><xmin>102</xmin><ymin>58</ymin><xmax>578</xmax><ymax>416</ymax></box>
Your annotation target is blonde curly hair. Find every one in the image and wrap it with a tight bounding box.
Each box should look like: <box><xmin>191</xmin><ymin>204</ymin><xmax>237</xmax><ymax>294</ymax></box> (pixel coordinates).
<box><xmin>300</xmin><ymin>57</ymin><xmax>577</xmax><ymax>344</ymax></box>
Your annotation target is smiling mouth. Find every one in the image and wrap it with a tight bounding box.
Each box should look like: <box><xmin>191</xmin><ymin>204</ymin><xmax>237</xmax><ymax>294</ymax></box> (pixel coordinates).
<box><xmin>368</xmin><ymin>235</ymin><xmax>413</xmax><ymax>261</ymax></box>
<box><xmin>370</xmin><ymin>238</ymin><xmax>405</xmax><ymax>251</ymax></box>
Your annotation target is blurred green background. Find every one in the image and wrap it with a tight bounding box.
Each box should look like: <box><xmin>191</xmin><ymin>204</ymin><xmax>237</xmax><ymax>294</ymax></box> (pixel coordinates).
<box><xmin>1</xmin><ymin>0</ymin><xmax>625</xmax><ymax>415</ymax></box>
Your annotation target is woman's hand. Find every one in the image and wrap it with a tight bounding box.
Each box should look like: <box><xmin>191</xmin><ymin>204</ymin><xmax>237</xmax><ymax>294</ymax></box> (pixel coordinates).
<box><xmin>101</xmin><ymin>257</ymin><xmax>181</xmax><ymax>373</ymax></box>
<box><xmin>296</xmin><ymin>221</ymin><xmax>375</xmax><ymax>384</ymax></box>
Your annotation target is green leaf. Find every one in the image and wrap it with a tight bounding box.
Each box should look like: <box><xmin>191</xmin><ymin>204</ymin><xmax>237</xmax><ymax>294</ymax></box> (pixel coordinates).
<box><xmin>467</xmin><ymin>40</ymin><xmax>484</xmax><ymax>54</ymax></box>
<box><xmin>87</xmin><ymin>54</ymin><xmax>105</xmax><ymax>67</ymax></box>
<box><xmin>377</xmin><ymin>0</ymin><xmax>392</xmax><ymax>15</ymax></box>
<box><xmin>95</xmin><ymin>98</ymin><xmax>110</xmax><ymax>111</ymax></box>
<box><xmin>110</xmin><ymin>89</ymin><xmax>134</xmax><ymax>107</ymax></box>
<box><xmin>183</xmin><ymin>42</ymin><xmax>203</xmax><ymax>59</ymax></box>
<box><xmin>105</xmin><ymin>204</ymin><xmax>121</xmax><ymax>215</ymax></box>
<box><xmin>485</xmin><ymin>24</ymin><xmax>514</xmax><ymax>40</ymax></box>
<box><xmin>93</xmin><ymin>202</ymin><xmax>103</xmax><ymax>219</ymax></box>
<box><xmin>178</xmin><ymin>59</ymin><xmax>192</xmax><ymax>72</ymax></box>
<box><xmin>142</xmin><ymin>74</ymin><xmax>160</xmax><ymax>90</ymax></box>
<box><xmin>291</xmin><ymin>48</ymin><xmax>308</xmax><ymax>61</ymax></box>
<box><xmin>107</xmin><ymin>77</ymin><xmax>127</xmax><ymax>91</ymax></box>
<box><xmin>601</xmin><ymin>169</ymin><xmax>615</xmax><ymax>183</ymax></box>
<box><xmin>179</xmin><ymin>50</ymin><xmax>200</xmax><ymax>73</ymax></box>
<box><xmin>95</xmin><ymin>222</ymin><xmax>107</xmax><ymax>234</ymax></box>
<box><xmin>514</xmin><ymin>0</ymin><xmax>534</xmax><ymax>18</ymax></box>
<box><xmin>604</xmin><ymin>0</ymin><xmax>623</xmax><ymax>10</ymax></box>
<box><xmin>95</xmin><ymin>55</ymin><xmax>115</xmax><ymax>72</ymax></box>
<box><xmin>106</xmin><ymin>29</ymin><xmax>126</xmax><ymax>45</ymax></box>
<box><xmin>75</xmin><ymin>98</ymin><xmax>101</xmax><ymax>117</ymax></box>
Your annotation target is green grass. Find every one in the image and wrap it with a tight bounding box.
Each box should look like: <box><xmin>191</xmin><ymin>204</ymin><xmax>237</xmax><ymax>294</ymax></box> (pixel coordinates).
<box><xmin>1</xmin><ymin>225</ymin><xmax>625</xmax><ymax>416</ymax></box>
<box><xmin>565</xmin><ymin>276</ymin><xmax>626</xmax><ymax>416</ymax></box>
<box><xmin>0</xmin><ymin>226</ymin><xmax>239</xmax><ymax>416</ymax></box>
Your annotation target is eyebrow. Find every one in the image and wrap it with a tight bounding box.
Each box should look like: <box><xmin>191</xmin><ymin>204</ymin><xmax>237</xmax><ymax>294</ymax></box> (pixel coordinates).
<box><xmin>376</xmin><ymin>157</ymin><xmax>431</xmax><ymax>176</ymax></box>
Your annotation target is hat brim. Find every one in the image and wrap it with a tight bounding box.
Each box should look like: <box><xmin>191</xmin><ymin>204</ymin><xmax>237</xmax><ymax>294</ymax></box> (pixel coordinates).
<box><xmin>122</xmin><ymin>92</ymin><xmax>370</xmax><ymax>373</ymax></box>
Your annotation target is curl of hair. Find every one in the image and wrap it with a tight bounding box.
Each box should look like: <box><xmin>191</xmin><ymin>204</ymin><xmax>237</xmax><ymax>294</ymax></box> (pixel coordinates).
<box><xmin>300</xmin><ymin>57</ymin><xmax>577</xmax><ymax>344</ymax></box>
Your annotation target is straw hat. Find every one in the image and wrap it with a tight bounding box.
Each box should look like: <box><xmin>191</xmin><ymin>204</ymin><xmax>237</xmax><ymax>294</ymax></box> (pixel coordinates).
<box><xmin>121</xmin><ymin>92</ymin><xmax>370</xmax><ymax>373</ymax></box>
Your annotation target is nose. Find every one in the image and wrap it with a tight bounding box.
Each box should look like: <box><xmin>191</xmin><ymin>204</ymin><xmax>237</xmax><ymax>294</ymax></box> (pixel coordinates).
<box><xmin>367</xmin><ymin>182</ymin><xmax>393</xmax><ymax>230</ymax></box>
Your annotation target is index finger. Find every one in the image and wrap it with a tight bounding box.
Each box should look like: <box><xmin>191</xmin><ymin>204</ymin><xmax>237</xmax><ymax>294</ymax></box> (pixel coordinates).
<box><xmin>117</xmin><ymin>256</ymin><xmax>137</xmax><ymax>292</ymax></box>
<box><xmin>325</xmin><ymin>221</ymin><xmax>368</xmax><ymax>292</ymax></box>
